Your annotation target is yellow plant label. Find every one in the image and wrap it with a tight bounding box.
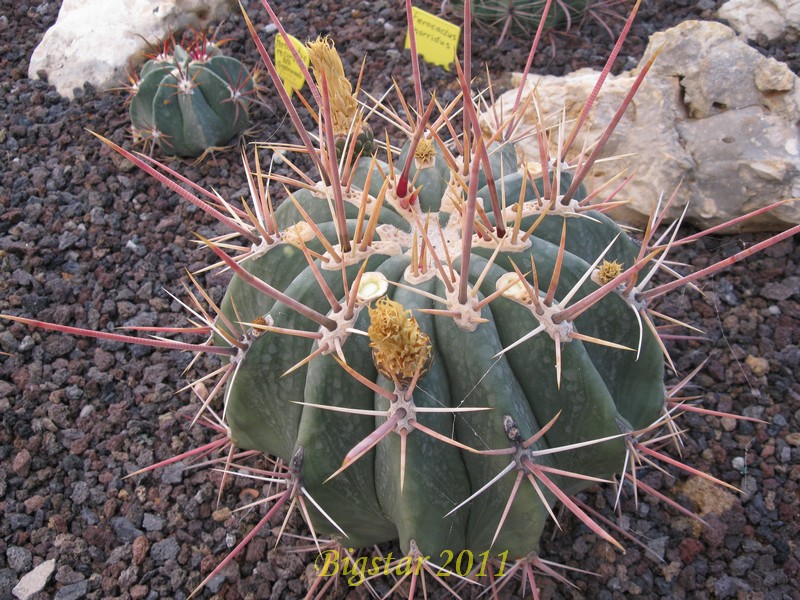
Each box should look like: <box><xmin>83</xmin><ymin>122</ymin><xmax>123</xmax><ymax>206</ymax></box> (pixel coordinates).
<box><xmin>274</xmin><ymin>33</ymin><xmax>310</xmax><ymax>96</ymax></box>
<box><xmin>404</xmin><ymin>7</ymin><xmax>461</xmax><ymax>71</ymax></box>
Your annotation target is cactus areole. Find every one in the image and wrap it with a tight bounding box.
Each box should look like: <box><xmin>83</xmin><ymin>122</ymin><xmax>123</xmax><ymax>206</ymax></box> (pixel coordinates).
<box><xmin>129</xmin><ymin>32</ymin><xmax>255</xmax><ymax>157</ymax></box>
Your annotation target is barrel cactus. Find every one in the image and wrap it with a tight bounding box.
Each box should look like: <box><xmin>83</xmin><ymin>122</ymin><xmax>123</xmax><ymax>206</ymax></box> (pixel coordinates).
<box><xmin>4</xmin><ymin>0</ymin><xmax>798</xmax><ymax>598</ymax></box>
<box><xmin>219</xmin><ymin>128</ymin><xmax>662</xmax><ymax>564</ymax></box>
<box><xmin>451</xmin><ymin>0</ymin><xmax>591</xmax><ymax>42</ymax></box>
<box><xmin>129</xmin><ymin>30</ymin><xmax>257</xmax><ymax>158</ymax></box>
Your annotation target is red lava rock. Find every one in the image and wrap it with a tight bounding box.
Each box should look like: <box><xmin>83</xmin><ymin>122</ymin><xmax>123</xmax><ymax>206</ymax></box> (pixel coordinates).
<box><xmin>679</xmin><ymin>538</ymin><xmax>705</xmax><ymax>564</ymax></box>
<box><xmin>24</xmin><ymin>494</ymin><xmax>46</xmax><ymax>513</ymax></box>
<box><xmin>245</xmin><ymin>537</ymin><xmax>267</xmax><ymax>563</ymax></box>
<box><xmin>69</xmin><ymin>437</ymin><xmax>90</xmax><ymax>455</ymax></box>
<box><xmin>94</xmin><ymin>347</ymin><xmax>115</xmax><ymax>370</ymax></box>
<box><xmin>48</xmin><ymin>514</ymin><xmax>68</xmax><ymax>534</ymax></box>
<box><xmin>83</xmin><ymin>525</ymin><xmax>113</xmax><ymax>547</ymax></box>
<box><xmin>103</xmin><ymin>499</ymin><xmax>118</xmax><ymax>519</ymax></box>
<box><xmin>760</xmin><ymin>282</ymin><xmax>794</xmax><ymax>301</ymax></box>
<box><xmin>702</xmin><ymin>515</ymin><xmax>729</xmax><ymax>548</ymax></box>
<box><xmin>12</xmin><ymin>448</ymin><xmax>31</xmax><ymax>477</ymax></box>
<box><xmin>132</xmin><ymin>536</ymin><xmax>149</xmax><ymax>565</ymax></box>
<box><xmin>129</xmin><ymin>583</ymin><xmax>149</xmax><ymax>599</ymax></box>
<box><xmin>200</xmin><ymin>553</ymin><xmax>218</xmax><ymax>574</ymax></box>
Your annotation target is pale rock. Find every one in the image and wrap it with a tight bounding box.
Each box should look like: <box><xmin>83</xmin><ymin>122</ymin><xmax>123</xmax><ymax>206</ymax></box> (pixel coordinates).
<box><xmin>745</xmin><ymin>354</ymin><xmax>770</xmax><ymax>376</ymax></box>
<box><xmin>486</xmin><ymin>21</ymin><xmax>800</xmax><ymax>231</ymax></box>
<box><xmin>29</xmin><ymin>0</ymin><xmax>235</xmax><ymax>99</ymax></box>
<box><xmin>718</xmin><ymin>0</ymin><xmax>800</xmax><ymax>42</ymax></box>
<box><xmin>12</xmin><ymin>559</ymin><xmax>55</xmax><ymax>600</ymax></box>
<box><xmin>675</xmin><ymin>476</ymin><xmax>737</xmax><ymax>517</ymax></box>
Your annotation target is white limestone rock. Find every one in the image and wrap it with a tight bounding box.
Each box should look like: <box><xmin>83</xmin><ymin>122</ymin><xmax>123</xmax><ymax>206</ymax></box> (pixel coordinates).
<box><xmin>486</xmin><ymin>20</ymin><xmax>800</xmax><ymax>231</ymax></box>
<box><xmin>718</xmin><ymin>0</ymin><xmax>800</xmax><ymax>42</ymax></box>
<box><xmin>12</xmin><ymin>559</ymin><xmax>55</xmax><ymax>600</ymax></box>
<box><xmin>28</xmin><ymin>0</ymin><xmax>235</xmax><ymax>99</ymax></box>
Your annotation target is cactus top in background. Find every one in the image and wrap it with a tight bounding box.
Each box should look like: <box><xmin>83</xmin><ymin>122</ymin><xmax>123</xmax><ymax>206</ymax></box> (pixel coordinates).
<box><xmin>128</xmin><ymin>30</ymin><xmax>257</xmax><ymax>158</ymax></box>
<box><xmin>451</xmin><ymin>0</ymin><xmax>591</xmax><ymax>42</ymax></box>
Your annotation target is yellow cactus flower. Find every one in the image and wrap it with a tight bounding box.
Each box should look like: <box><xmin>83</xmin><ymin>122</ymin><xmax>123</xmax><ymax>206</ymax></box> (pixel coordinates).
<box><xmin>368</xmin><ymin>297</ymin><xmax>432</xmax><ymax>383</ymax></box>
<box><xmin>414</xmin><ymin>137</ymin><xmax>436</xmax><ymax>164</ymax></box>
<box><xmin>306</xmin><ymin>36</ymin><xmax>359</xmax><ymax>136</ymax></box>
<box><xmin>597</xmin><ymin>259</ymin><xmax>624</xmax><ymax>285</ymax></box>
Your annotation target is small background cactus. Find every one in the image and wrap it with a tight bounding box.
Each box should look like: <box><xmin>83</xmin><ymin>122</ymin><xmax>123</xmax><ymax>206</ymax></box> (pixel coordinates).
<box><xmin>128</xmin><ymin>30</ymin><xmax>258</xmax><ymax>158</ymax></box>
<box><xmin>449</xmin><ymin>0</ymin><xmax>626</xmax><ymax>44</ymax></box>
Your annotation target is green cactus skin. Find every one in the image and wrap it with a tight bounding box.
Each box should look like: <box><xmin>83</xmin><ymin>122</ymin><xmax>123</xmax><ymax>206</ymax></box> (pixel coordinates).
<box><xmin>453</xmin><ymin>0</ymin><xmax>591</xmax><ymax>39</ymax></box>
<box><xmin>129</xmin><ymin>34</ymin><xmax>255</xmax><ymax>157</ymax></box>
<box><xmin>218</xmin><ymin>132</ymin><xmax>665</xmax><ymax>561</ymax></box>
<box><xmin>334</xmin><ymin>124</ymin><xmax>375</xmax><ymax>160</ymax></box>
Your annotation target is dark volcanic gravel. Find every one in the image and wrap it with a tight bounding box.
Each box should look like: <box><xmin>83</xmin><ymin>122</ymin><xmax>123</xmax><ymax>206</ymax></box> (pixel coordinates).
<box><xmin>1</xmin><ymin>1</ymin><xmax>799</xmax><ymax>599</ymax></box>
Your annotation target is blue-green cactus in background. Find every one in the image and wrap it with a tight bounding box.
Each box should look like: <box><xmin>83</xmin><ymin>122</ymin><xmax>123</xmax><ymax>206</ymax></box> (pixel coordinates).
<box><xmin>129</xmin><ymin>31</ymin><xmax>256</xmax><ymax>157</ymax></box>
<box><xmin>452</xmin><ymin>0</ymin><xmax>591</xmax><ymax>43</ymax></box>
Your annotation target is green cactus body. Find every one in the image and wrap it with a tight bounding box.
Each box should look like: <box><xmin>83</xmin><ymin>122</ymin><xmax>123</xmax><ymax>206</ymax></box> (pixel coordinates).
<box><xmin>129</xmin><ymin>36</ymin><xmax>254</xmax><ymax>157</ymax></box>
<box><xmin>335</xmin><ymin>124</ymin><xmax>375</xmax><ymax>160</ymax></box>
<box><xmin>454</xmin><ymin>0</ymin><xmax>590</xmax><ymax>38</ymax></box>
<box><xmin>219</xmin><ymin>136</ymin><xmax>665</xmax><ymax>561</ymax></box>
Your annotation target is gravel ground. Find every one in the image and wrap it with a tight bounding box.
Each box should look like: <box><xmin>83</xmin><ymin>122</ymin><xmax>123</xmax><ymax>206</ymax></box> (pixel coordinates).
<box><xmin>1</xmin><ymin>1</ymin><xmax>799</xmax><ymax>599</ymax></box>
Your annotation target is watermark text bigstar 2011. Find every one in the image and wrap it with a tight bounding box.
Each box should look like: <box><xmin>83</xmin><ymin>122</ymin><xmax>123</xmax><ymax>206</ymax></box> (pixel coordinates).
<box><xmin>314</xmin><ymin>548</ymin><xmax>509</xmax><ymax>587</ymax></box>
